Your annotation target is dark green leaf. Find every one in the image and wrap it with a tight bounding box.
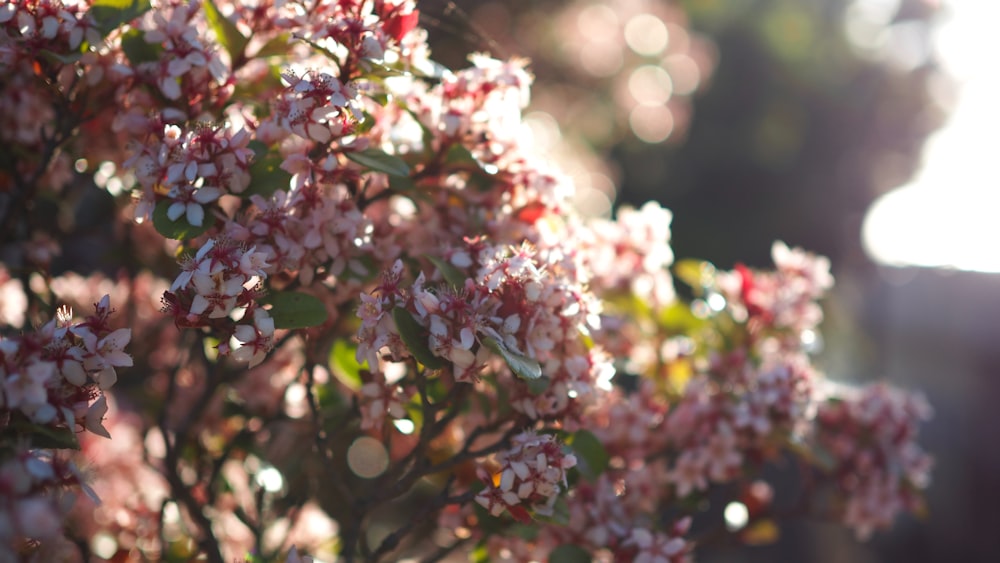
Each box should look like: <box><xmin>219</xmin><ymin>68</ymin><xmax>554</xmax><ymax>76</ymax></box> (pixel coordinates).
<box><xmin>482</xmin><ymin>336</ymin><xmax>542</xmax><ymax>381</ymax></box>
<box><xmin>329</xmin><ymin>339</ymin><xmax>365</xmax><ymax>390</ymax></box>
<box><xmin>387</xmin><ymin>175</ymin><xmax>416</xmax><ymax>193</ymax></box>
<box><xmin>569</xmin><ymin>429</ymin><xmax>608</xmax><ymax>481</ymax></box>
<box><xmin>203</xmin><ymin>0</ymin><xmax>249</xmax><ymax>63</ymax></box>
<box><xmin>533</xmin><ymin>495</ymin><xmax>570</xmax><ymax>526</ymax></box>
<box><xmin>471</xmin><ymin>499</ymin><xmax>508</xmax><ymax>535</ymax></box>
<box><xmin>524</xmin><ymin>375</ymin><xmax>550</xmax><ymax>395</ymax></box>
<box><xmin>263</xmin><ymin>292</ymin><xmax>328</xmax><ymax>329</ymax></box>
<box><xmin>425</xmin><ymin>255</ymin><xmax>467</xmax><ymax>289</ymax></box>
<box><xmin>510</xmin><ymin>523</ymin><xmax>540</xmax><ymax>541</ymax></box>
<box><xmin>152</xmin><ymin>200</ymin><xmax>211</xmax><ymax>240</ymax></box>
<box><xmin>391</xmin><ymin>307</ymin><xmax>446</xmax><ymax>369</ymax></box>
<box><xmin>346</xmin><ymin>148</ymin><xmax>410</xmax><ymax>177</ymax></box>
<box><xmin>4</xmin><ymin>420</ymin><xmax>80</xmax><ymax>450</ymax></box>
<box><xmin>444</xmin><ymin>143</ymin><xmax>479</xmax><ymax>167</ymax></box>
<box><xmin>548</xmin><ymin>545</ymin><xmax>592</xmax><ymax>563</ymax></box>
<box><xmin>354</xmin><ymin>111</ymin><xmax>378</xmax><ymax>135</ymax></box>
<box><xmin>245</xmin><ymin>143</ymin><xmax>292</xmax><ymax>198</ymax></box>
<box><xmin>38</xmin><ymin>50</ymin><xmax>83</xmax><ymax>65</ymax></box>
<box><xmin>90</xmin><ymin>0</ymin><xmax>152</xmax><ymax>37</ymax></box>
<box><xmin>120</xmin><ymin>28</ymin><xmax>161</xmax><ymax>65</ymax></box>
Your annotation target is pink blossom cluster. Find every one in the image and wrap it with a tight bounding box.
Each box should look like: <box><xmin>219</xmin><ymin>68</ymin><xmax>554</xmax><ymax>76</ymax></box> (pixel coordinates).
<box><xmin>0</xmin><ymin>1</ymin><xmax>95</xmax><ymax>54</ymax></box>
<box><xmin>0</xmin><ymin>450</ymin><xmax>87</xmax><ymax>561</ymax></box>
<box><xmin>664</xmin><ymin>352</ymin><xmax>819</xmax><ymax>497</ymax></box>
<box><xmin>126</xmin><ymin>121</ymin><xmax>254</xmax><ymax>225</ymax></box>
<box><xmin>1</xmin><ymin>294</ymin><xmax>129</xmax><ymax>436</ymax></box>
<box><xmin>357</xmin><ymin>236</ymin><xmax>609</xmax><ymax>424</ymax></box>
<box><xmin>0</xmin><ymin>0</ymin><xmax>934</xmax><ymax>561</ymax></box>
<box><xmin>138</xmin><ymin>1</ymin><xmax>230</xmax><ymax>102</ymax></box>
<box><xmin>162</xmin><ymin>238</ymin><xmax>275</xmax><ymax>365</ymax></box>
<box><xmin>0</xmin><ymin>293</ymin><xmax>130</xmax><ymax>558</ymax></box>
<box><xmin>474</xmin><ymin>431</ymin><xmax>577</xmax><ymax>521</ymax></box>
<box><xmin>817</xmin><ymin>383</ymin><xmax>933</xmax><ymax>539</ymax></box>
<box><xmin>716</xmin><ymin>241</ymin><xmax>834</xmax><ymax>337</ymax></box>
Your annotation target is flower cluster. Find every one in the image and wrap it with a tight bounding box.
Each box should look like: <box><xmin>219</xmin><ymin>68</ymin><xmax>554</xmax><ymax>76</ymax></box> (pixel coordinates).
<box><xmin>0</xmin><ymin>0</ymin><xmax>933</xmax><ymax>561</ymax></box>
<box><xmin>162</xmin><ymin>238</ymin><xmax>274</xmax><ymax>364</ymax></box>
<box><xmin>475</xmin><ymin>431</ymin><xmax>577</xmax><ymax>521</ymax></box>
<box><xmin>126</xmin><ymin>121</ymin><xmax>254</xmax><ymax>224</ymax></box>
<box><xmin>0</xmin><ymin>293</ymin><xmax>130</xmax><ymax>556</ymax></box>
<box><xmin>623</xmin><ymin>519</ymin><xmax>693</xmax><ymax>563</ymax></box>
<box><xmin>1</xmin><ymin>294</ymin><xmax>129</xmax><ymax>436</ymax></box>
<box><xmin>716</xmin><ymin>241</ymin><xmax>834</xmax><ymax>337</ymax></box>
<box><xmin>817</xmin><ymin>383</ymin><xmax>933</xmax><ymax>539</ymax></box>
<box><xmin>0</xmin><ymin>450</ymin><xmax>87</xmax><ymax>562</ymax></box>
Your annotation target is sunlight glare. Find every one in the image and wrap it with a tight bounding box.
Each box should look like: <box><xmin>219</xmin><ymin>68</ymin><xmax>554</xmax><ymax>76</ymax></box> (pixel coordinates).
<box><xmin>862</xmin><ymin>0</ymin><xmax>1000</xmax><ymax>272</ymax></box>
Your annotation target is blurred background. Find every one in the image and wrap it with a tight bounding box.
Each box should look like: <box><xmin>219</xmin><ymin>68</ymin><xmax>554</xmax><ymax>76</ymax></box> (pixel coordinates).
<box><xmin>421</xmin><ymin>0</ymin><xmax>998</xmax><ymax>561</ymax></box>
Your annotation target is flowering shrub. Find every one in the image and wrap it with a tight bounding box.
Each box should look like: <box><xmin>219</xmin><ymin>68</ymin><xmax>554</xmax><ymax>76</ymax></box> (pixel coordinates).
<box><xmin>0</xmin><ymin>1</ymin><xmax>930</xmax><ymax>562</ymax></box>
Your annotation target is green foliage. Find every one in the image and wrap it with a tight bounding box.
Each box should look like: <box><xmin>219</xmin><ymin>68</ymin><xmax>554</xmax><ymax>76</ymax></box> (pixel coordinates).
<box><xmin>392</xmin><ymin>307</ymin><xmax>447</xmax><ymax>369</ymax></box>
<box><xmin>329</xmin><ymin>339</ymin><xmax>366</xmax><ymax>391</ymax></box>
<box><xmin>90</xmin><ymin>0</ymin><xmax>153</xmax><ymax>37</ymax></box>
<box><xmin>567</xmin><ymin>429</ymin><xmax>608</xmax><ymax>482</ymax></box>
<box><xmin>120</xmin><ymin>28</ymin><xmax>161</xmax><ymax>65</ymax></box>
<box><xmin>482</xmin><ymin>336</ymin><xmax>543</xmax><ymax>382</ymax></box>
<box><xmin>674</xmin><ymin>259</ymin><xmax>717</xmax><ymax>295</ymax></box>
<box><xmin>548</xmin><ymin>544</ymin><xmax>592</xmax><ymax>563</ymax></box>
<box><xmin>262</xmin><ymin>292</ymin><xmax>328</xmax><ymax>329</ymax></box>
<box><xmin>202</xmin><ymin>0</ymin><xmax>249</xmax><ymax>63</ymax></box>
<box><xmin>254</xmin><ymin>34</ymin><xmax>292</xmax><ymax>58</ymax></box>
<box><xmin>152</xmin><ymin>200</ymin><xmax>211</xmax><ymax>240</ymax></box>
<box><xmin>346</xmin><ymin>148</ymin><xmax>411</xmax><ymax>177</ymax></box>
<box><xmin>426</xmin><ymin>255</ymin><xmax>467</xmax><ymax>289</ymax></box>
<box><xmin>245</xmin><ymin>141</ymin><xmax>293</xmax><ymax>198</ymax></box>
<box><xmin>2</xmin><ymin>418</ymin><xmax>80</xmax><ymax>450</ymax></box>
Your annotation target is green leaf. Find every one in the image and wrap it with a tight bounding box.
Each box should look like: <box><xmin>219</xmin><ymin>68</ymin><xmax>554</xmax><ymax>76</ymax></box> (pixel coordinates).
<box><xmin>329</xmin><ymin>339</ymin><xmax>365</xmax><ymax>391</ymax></box>
<box><xmin>38</xmin><ymin>50</ymin><xmax>83</xmax><ymax>65</ymax></box>
<box><xmin>263</xmin><ymin>292</ymin><xmax>328</xmax><ymax>329</ymax></box>
<box><xmin>354</xmin><ymin>111</ymin><xmax>378</xmax><ymax>135</ymax></box>
<box><xmin>346</xmin><ymin>148</ymin><xmax>410</xmax><ymax>177</ymax></box>
<box><xmin>524</xmin><ymin>375</ymin><xmax>550</xmax><ymax>395</ymax></box>
<box><xmin>425</xmin><ymin>255</ymin><xmax>467</xmax><ymax>289</ymax></box>
<box><xmin>152</xmin><ymin>200</ymin><xmax>211</xmax><ymax>241</ymax></box>
<box><xmin>470</xmin><ymin>542</ymin><xmax>491</xmax><ymax>563</ymax></box>
<box><xmin>245</xmin><ymin>142</ymin><xmax>292</xmax><ymax>198</ymax></box>
<box><xmin>533</xmin><ymin>495</ymin><xmax>570</xmax><ymax>526</ymax></box>
<box><xmin>391</xmin><ymin>307</ymin><xmax>446</xmax><ymax>369</ymax></box>
<box><xmin>202</xmin><ymin>0</ymin><xmax>249</xmax><ymax>63</ymax></box>
<box><xmin>296</xmin><ymin>36</ymin><xmax>341</xmax><ymax>62</ymax></box>
<box><xmin>548</xmin><ymin>544</ymin><xmax>591</xmax><ymax>563</ymax></box>
<box><xmin>120</xmin><ymin>28</ymin><xmax>161</xmax><ymax>65</ymax></box>
<box><xmin>444</xmin><ymin>143</ymin><xmax>479</xmax><ymax>167</ymax></box>
<box><xmin>674</xmin><ymin>259</ymin><xmax>716</xmax><ymax>294</ymax></box>
<box><xmin>254</xmin><ymin>33</ymin><xmax>291</xmax><ymax>58</ymax></box>
<box><xmin>482</xmin><ymin>336</ymin><xmax>542</xmax><ymax>381</ymax></box>
<box><xmin>90</xmin><ymin>0</ymin><xmax>152</xmax><ymax>37</ymax></box>
<box><xmin>362</xmin><ymin>60</ymin><xmax>407</xmax><ymax>78</ymax></box>
<box><xmin>568</xmin><ymin>429</ymin><xmax>608</xmax><ymax>482</ymax></box>
<box><xmin>4</xmin><ymin>420</ymin><xmax>80</xmax><ymax>450</ymax></box>
<box><xmin>787</xmin><ymin>436</ymin><xmax>837</xmax><ymax>472</ymax></box>
<box><xmin>387</xmin><ymin>174</ymin><xmax>416</xmax><ymax>194</ymax></box>
<box><xmin>510</xmin><ymin>523</ymin><xmax>541</xmax><ymax>541</ymax></box>
<box><xmin>659</xmin><ymin>301</ymin><xmax>706</xmax><ymax>332</ymax></box>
